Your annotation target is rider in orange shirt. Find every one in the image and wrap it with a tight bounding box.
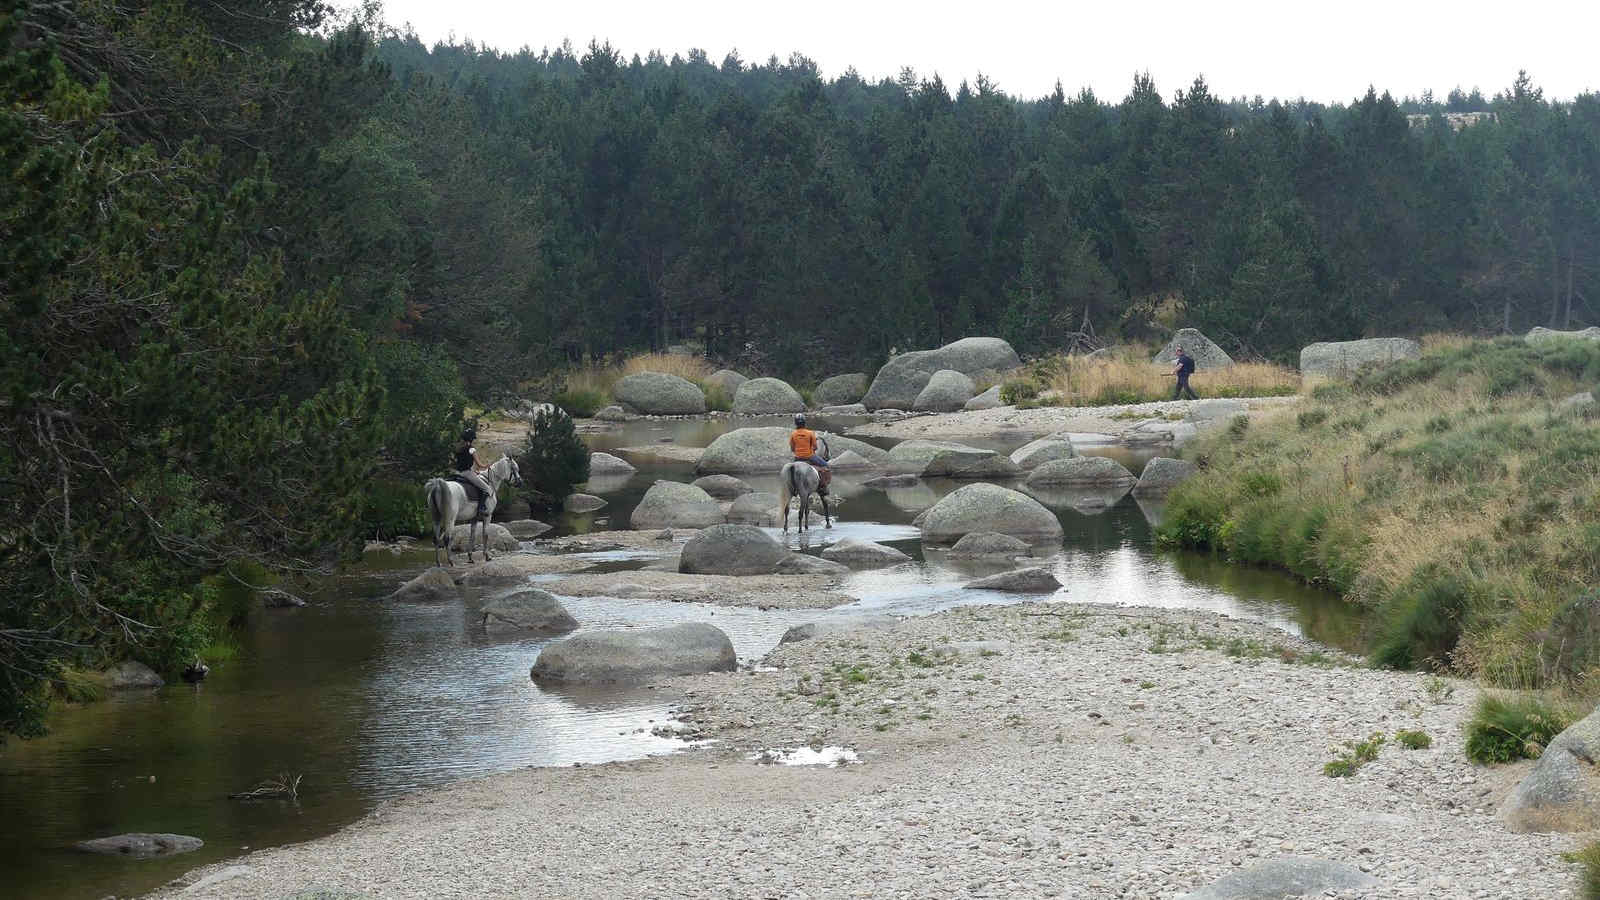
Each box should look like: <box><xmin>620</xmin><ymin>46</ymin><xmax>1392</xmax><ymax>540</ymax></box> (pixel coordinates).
<box><xmin>789</xmin><ymin>414</ymin><xmax>831</xmax><ymax>492</ymax></box>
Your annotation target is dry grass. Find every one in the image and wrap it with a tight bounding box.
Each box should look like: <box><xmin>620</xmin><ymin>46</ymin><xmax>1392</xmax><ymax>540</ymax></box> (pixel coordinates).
<box><xmin>1024</xmin><ymin>349</ymin><xmax>1299</xmax><ymax>407</ymax></box>
<box><xmin>620</xmin><ymin>353</ymin><xmax>716</xmax><ymax>381</ymax></box>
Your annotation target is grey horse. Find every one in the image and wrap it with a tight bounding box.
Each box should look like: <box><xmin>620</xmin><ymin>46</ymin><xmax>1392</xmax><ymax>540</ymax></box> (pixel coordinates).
<box><xmin>424</xmin><ymin>456</ymin><xmax>522</xmax><ymax>566</ymax></box>
<box><xmin>778</xmin><ymin>437</ymin><xmax>832</xmax><ymax>533</ymax></box>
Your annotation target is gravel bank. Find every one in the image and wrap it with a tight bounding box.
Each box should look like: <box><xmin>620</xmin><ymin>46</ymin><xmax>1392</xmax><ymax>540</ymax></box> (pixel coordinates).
<box><xmin>545</xmin><ymin>569</ymin><xmax>853</xmax><ymax>610</ymax></box>
<box><xmin>847</xmin><ymin>396</ymin><xmax>1300</xmax><ymax>441</ymax></box>
<box><xmin>152</xmin><ymin>602</ymin><xmax>1577</xmax><ymax>899</ymax></box>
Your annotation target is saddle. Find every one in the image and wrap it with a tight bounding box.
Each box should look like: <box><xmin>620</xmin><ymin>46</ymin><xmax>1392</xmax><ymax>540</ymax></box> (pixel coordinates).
<box><xmin>448</xmin><ymin>473</ymin><xmax>491</xmax><ymax>520</ymax></box>
<box><xmin>805</xmin><ymin>460</ymin><xmax>833</xmax><ymax>494</ymax></box>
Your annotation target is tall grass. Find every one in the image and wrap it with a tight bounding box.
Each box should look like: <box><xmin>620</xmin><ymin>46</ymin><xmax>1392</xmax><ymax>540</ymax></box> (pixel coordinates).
<box><xmin>1464</xmin><ymin>692</ymin><xmax>1579</xmax><ymax>763</ymax></box>
<box><xmin>1158</xmin><ymin>336</ymin><xmax>1600</xmax><ymax>688</ymax></box>
<box><xmin>542</xmin><ymin>353</ymin><xmax>721</xmax><ymax>416</ymax></box>
<box><xmin>620</xmin><ymin>353</ymin><xmax>716</xmax><ymax>381</ymax></box>
<box><xmin>1005</xmin><ymin>348</ymin><xmax>1299</xmax><ymax>408</ymax></box>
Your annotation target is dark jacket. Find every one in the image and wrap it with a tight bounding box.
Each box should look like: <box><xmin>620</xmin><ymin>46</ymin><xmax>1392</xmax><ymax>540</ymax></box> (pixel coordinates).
<box><xmin>1176</xmin><ymin>352</ymin><xmax>1196</xmax><ymax>376</ymax></box>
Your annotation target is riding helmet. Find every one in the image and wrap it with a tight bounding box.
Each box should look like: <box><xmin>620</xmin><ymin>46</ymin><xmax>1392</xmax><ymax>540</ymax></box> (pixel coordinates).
<box><xmin>794</xmin><ymin>413</ymin><xmax>806</xmax><ymax>427</ymax></box>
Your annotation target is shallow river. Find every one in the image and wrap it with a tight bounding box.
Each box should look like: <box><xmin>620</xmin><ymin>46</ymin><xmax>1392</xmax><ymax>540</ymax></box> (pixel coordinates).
<box><xmin>0</xmin><ymin>415</ymin><xmax>1363</xmax><ymax>899</ymax></box>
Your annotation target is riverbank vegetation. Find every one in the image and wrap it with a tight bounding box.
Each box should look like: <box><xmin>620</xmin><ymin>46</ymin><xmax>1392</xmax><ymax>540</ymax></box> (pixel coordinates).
<box><xmin>1159</xmin><ymin>337</ymin><xmax>1600</xmax><ymax>690</ymax></box>
<box><xmin>1001</xmin><ymin>348</ymin><xmax>1299</xmax><ymax>407</ymax></box>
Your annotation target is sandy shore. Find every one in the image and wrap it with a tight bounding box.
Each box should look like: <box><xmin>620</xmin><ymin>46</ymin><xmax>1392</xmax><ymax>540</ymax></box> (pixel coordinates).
<box><xmin>152</xmin><ymin>601</ymin><xmax>1577</xmax><ymax>899</ymax></box>
<box><xmin>847</xmin><ymin>396</ymin><xmax>1300</xmax><ymax>441</ymax></box>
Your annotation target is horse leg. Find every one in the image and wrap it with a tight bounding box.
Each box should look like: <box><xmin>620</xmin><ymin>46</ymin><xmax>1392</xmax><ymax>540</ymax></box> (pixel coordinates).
<box><xmin>779</xmin><ymin>475</ymin><xmax>791</xmax><ymax>534</ymax></box>
<box><xmin>820</xmin><ymin>491</ymin><xmax>832</xmax><ymax>529</ymax></box>
<box><xmin>482</xmin><ymin>516</ymin><xmax>493</xmax><ymax>561</ymax></box>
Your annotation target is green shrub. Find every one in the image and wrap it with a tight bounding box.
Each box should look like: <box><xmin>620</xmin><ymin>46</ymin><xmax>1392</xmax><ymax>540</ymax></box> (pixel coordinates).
<box><xmin>554</xmin><ymin>388</ymin><xmax>607</xmax><ymax>418</ymax></box>
<box><xmin>1297</xmin><ymin>408</ymin><xmax>1329</xmax><ymax>430</ymax></box>
<box><xmin>360</xmin><ymin>479</ymin><xmax>429</xmax><ymax>539</ymax></box>
<box><xmin>1323</xmin><ymin>732</ymin><xmax>1386</xmax><ymax>777</ymax></box>
<box><xmin>1568</xmin><ymin>841</ymin><xmax>1600</xmax><ymax>900</ymax></box>
<box><xmin>1227</xmin><ymin>415</ymin><xmax>1250</xmax><ymax>439</ymax></box>
<box><xmin>700</xmin><ymin>383</ymin><xmax>732</xmax><ymax>412</ymax></box>
<box><xmin>517</xmin><ymin>407</ymin><xmax>591</xmax><ymax>510</ymax></box>
<box><xmin>1395</xmin><ymin>729</ymin><xmax>1432</xmax><ymax>750</ymax></box>
<box><xmin>1538</xmin><ymin>591</ymin><xmax>1600</xmax><ymax>687</ymax></box>
<box><xmin>1000</xmin><ymin>379</ymin><xmax>1041</xmax><ymax>405</ymax></box>
<box><xmin>1464</xmin><ymin>692</ymin><xmax>1576</xmax><ymax>764</ymax></box>
<box><xmin>1370</xmin><ymin>568</ymin><xmax>1472</xmax><ymax>671</ymax></box>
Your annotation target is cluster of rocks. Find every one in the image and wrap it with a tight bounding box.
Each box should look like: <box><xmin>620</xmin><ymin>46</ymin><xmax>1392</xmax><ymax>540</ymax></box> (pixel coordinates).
<box><xmin>861</xmin><ymin>337</ymin><xmax>1021</xmax><ymax>411</ymax></box>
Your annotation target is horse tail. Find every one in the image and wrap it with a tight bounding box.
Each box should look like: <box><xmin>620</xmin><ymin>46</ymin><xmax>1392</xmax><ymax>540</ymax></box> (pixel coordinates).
<box><xmin>424</xmin><ymin>479</ymin><xmax>446</xmax><ymax>549</ymax></box>
<box><xmin>778</xmin><ymin>464</ymin><xmax>794</xmax><ymax>530</ymax></box>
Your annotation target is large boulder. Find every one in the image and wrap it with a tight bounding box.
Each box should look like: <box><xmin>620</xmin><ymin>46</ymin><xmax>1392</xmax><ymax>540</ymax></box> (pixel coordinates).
<box><xmin>613</xmin><ymin>372</ymin><xmax>706</xmax><ymax>415</ymax></box>
<box><xmin>564</xmin><ymin>493</ymin><xmax>606</xmax><ymax>513</ymax></box>
<box><xmin>1010</xmin><ymin>436</ymin><xmax>1077</xmax><ymax>469</ymax></box>
<box><xmin>695</xmin><ymin>427</ymin><xmax>889</xmax><ymax>474</ymax></box>
<box><xmin>589</xmin><ymin>452</ymin><xmax>637</xmax><ymax>475</ymax></box>
<box><xmin>76</xmin><ymin>833</ymin><xmax>203</xmax><ymax>858</ymax></box>
<box><xmin>1133</xmin><ymin>457</ymin><xmax>1200</xmax><ymax>497</ymax></box>
<box><xmin>964</xmin><ymin>567</ymin><xmax>1061</xmax><ymax>593</ymax></box>
<box><xmin>692</xmin><ymin>474</ymin><xmax>753</xmax><ymax>500</ymax></box>
<box><xmin>1501</xmin><ymin>703</ymin><xmax>1600</xmax><ymax>832</ymax></box>
<box><xmin>678</xmin><ymin>524</ymin><xmax>788</xmax><ymax>575</ymax></box>
<box><xmin>530</xmin><ymin>623</ymin><xmax>737</xmax><ymax>684</ymax></box>
<box><xmin>104</xmin><ymin>660</ymin><xmax>164</xmax><ymax>690</ymax></box>
<box><xmin>1152</xmin><ymin>328</ymin><xmax>1233</xmax><ymax>371</ymax></box>
<box><xmin>828</xmin><ymin>450</ymin><xmax>877</xmax><ymax>470</ymax></box>
<box><xmin>1181</xmin><ymin>857</ymin><xmax>1378</xmax><ymax>899</ymax></box>
<box><xmin>630</xmin><ymin>481</ymin><xmax>725</xmax><ymax>529</ymax></box>
<box><xmin>1526</xmin><ymin>326</ymin><xmax>1600</xmax><ymax>345</ymax></box>
<box><xmin>964</xmin><ymin>385</ymin><xmax>1004</xmax><ymax>410</ymax></box>
<box><xmin>820</xmin><ymin>538</ymin><xmax>912</xmax><ymax>569</ymax></box>
<box><xmin>913</xmin><ymin>369</ymin><xmax>978</xmax><ymax>412</ymax></box>
<box><xmin>726</xmin><ymin>492</ymin><xmax>780</xmax><ymax>526</ymax></box>
<box><xmin>919</xmin><ymin>483</ymin><xmax>1063</xmax><ymax>545</ymax></box>
<box><xmin>1027</xmin><ymin>456</ymin><xmax>1137</xmax><ymax>487</ymax></box>
<box><xmin>732</xmin><ymin>377</ymin><xmax>805</xmax><ymax>415</ymax></box>
<box><xmin>449</xmin><ymin>523</ymin><xmax>519</xmax><ymax>552</ymax></box>
<box><xmin>481</xmin><ymin>590</ymin><xmax>578</xmax><ymax>634</ymax></box>
<box><xmin>388</xmin><ymin>567</ymin><xmax>458</xmax><ymax>602</ymax></box>
<box><xmin>888</xmin><ymin>440</ymin><xmax>1021</xmax><ymax>479</ymax></box>
<box><xmin>814</xmin><ymin>373</ymin><xmax>870</xmax><ymax>406</ymax></box>
<box><xmin>1299</xmin><ymin>338</ymin><xmax>1421</xmax><ymax>378</ymax></box>
<box><xmin>862</xmin><ymin>337</ymin><xmax>1022</xmax><ymax>410</ymax></box>
<box><xmin>704</xmin><ymin>369</ymin><xmax>749</xmax><ymax>397</ymax></box>
<box><xmin>593</xmin><ymin>405</ymin><xmax>630</xmax><ymax>422</ymax></box>
<box><xmin>778</xmin><ymin>615</ymin><xmax>902</xmax><ymax>645</ymax></box>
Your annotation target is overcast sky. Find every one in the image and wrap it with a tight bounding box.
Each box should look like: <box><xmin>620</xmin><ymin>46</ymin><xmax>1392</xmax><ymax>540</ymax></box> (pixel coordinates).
<box><xmin>376</xmin><ymin>0</ymin><xmax>1596</xmax><ymax>104</ymax></box>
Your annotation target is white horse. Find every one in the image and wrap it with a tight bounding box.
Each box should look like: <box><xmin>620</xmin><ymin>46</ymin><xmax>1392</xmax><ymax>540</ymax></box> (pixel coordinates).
<box><xmin>778</xmin><ymin>461</ymin><xmax>832</xmax><ymax>533</ymax></box>
<box><xmin>424</xmin><ymin>456</ymin><xmax>522</xmax><ymax>566</ymax></box>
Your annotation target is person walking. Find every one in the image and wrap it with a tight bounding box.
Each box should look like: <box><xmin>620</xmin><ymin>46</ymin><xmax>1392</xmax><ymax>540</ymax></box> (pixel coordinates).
<box><xmin>1172</xmin><ymin>345</ymin><xmax>1199</xmax><ymax>401</ymax></box>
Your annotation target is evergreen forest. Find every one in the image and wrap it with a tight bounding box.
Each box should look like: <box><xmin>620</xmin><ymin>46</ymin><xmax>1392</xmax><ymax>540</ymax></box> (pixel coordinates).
<box><xmin>2</xmin><ymin>0</ymin><xmax>1598</xmax><ymax>738</ymax></box>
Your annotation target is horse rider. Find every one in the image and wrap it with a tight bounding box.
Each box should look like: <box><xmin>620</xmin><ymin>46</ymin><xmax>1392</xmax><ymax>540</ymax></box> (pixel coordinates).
<box><xmin>453</xmin><ymin>423</ymin><xmax>494</xmax><ymax>519</ymax></box>
<box><xmin>789</xmin><ymin>413</ymin><xmax>831</xmax><ymax>494</ymax></box>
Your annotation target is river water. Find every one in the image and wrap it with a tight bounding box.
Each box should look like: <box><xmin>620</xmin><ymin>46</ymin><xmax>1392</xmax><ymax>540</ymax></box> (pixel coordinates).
<box><xmin>0</xmin><ymin>415</ymin><xmax>1363</xmax><ymax>899</ymax></box>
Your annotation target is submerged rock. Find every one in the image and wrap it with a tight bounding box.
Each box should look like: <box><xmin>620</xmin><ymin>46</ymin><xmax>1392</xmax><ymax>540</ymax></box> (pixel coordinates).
<box><xmin>963</xmin><ymin>567</ymin><xmax>1061</xmax><ymax>593</ymax></box>
<box><xmin>948</xmin><ymin>532</ymin><xmax>1030</xmax><ymax>558</ymax></box>
<box><xmin>103</xmin><ymin>660</ymin><xmax>164</xmax><ymax>690</ymax></box>
<box><xmin>919</xmin><ymin>483</ymin><xmax>1062</xmax><ymax>545</ymax></box>
<box><xmin>449</xmin><ymin>523</ymin><xmax>519</xmax><ymax>552</ymax></box>
<box><xmin>481</xmin><ymin>590</ymin><xmax>578</xmax><ymax>634</ymax></box>
<box><xmin>76</xmin><ymin>833</ymin><xmax>203</xmax><ymax>858</ymax></box>
<box><xmin>388</xmin><ymin>567</ymin><xmax>458</xmax><ymax>602</ymax></box>
<box><xmin>593</xmin><ymin>405</ymin><xmax>630</xmax><ymax>422</ymax></box>
<box><xmin>630</xmin><ymin>480</ymin><xmax>724</xmax><ymax>529</ymax></box>
<box><xmin>563</xmin><ymin>493</ymin><xmax>607</xmax><ymax>513</ymax></box>
<box><xmin>773</xmin><ymin>554</ymin><xmax>850</xmax><ymax>575</ymax></box>
<box><xmin>695</xmin><ymin>427</ymin><xmax>888</xmax><ymax>474</ymax></box>
<box><xmin>589</xmin><ymin>451</ymin><xmax>637</xmax><ymax>475</ymax></box>
<box><xmin>678</xmin><ymin>524</ymin><xmax>789</xmax><ymax>576</ymax></box>
<box><xmin>530</xmin><ymin>623</ymin><xmax>736</xmax><ymax>683</ymax></box>
<box><xmin>692</xmin><ymin>474</ymin><xmax>753</xmax><ymax>500</ymax></box>
<box><xmin>1027</xmin><ymin>456</ymin><xmax>1136</xmax><ymax>487</ymax></box>
<box><xmin>502</xmin><ymin>519</ymin><xmax>553</xmax><ymax>539</ymax></box>
<box><xmin>820</xmin><ymin>538</ymin><xmax>912</xmax><ymax>569</ymax></box>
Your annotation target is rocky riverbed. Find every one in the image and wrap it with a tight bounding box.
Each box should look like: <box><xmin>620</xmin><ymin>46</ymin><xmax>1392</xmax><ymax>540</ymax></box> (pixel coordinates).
<box><xmin>847</xmin><ymin>396</ymin><xmax>1300</xmax><ymax>442</ymax></box>
<box><xmin>150</xmin><ymin>601</ymin><xmax>1576</xmax><ymax>899</ymax></box>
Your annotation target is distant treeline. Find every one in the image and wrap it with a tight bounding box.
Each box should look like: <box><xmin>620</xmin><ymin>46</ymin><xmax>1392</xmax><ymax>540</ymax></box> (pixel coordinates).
<box><xmin>372</xmin><ymin>35</ymin><xmax>1598</xmax><ymax>377</ymax></box>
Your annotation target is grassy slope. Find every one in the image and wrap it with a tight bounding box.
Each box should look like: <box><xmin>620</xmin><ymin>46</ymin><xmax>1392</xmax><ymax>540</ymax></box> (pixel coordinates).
<box><xmin>1158</xmin><ymin>336</ymin><xmax>1600</xmax><ymax>690</ymax></box>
